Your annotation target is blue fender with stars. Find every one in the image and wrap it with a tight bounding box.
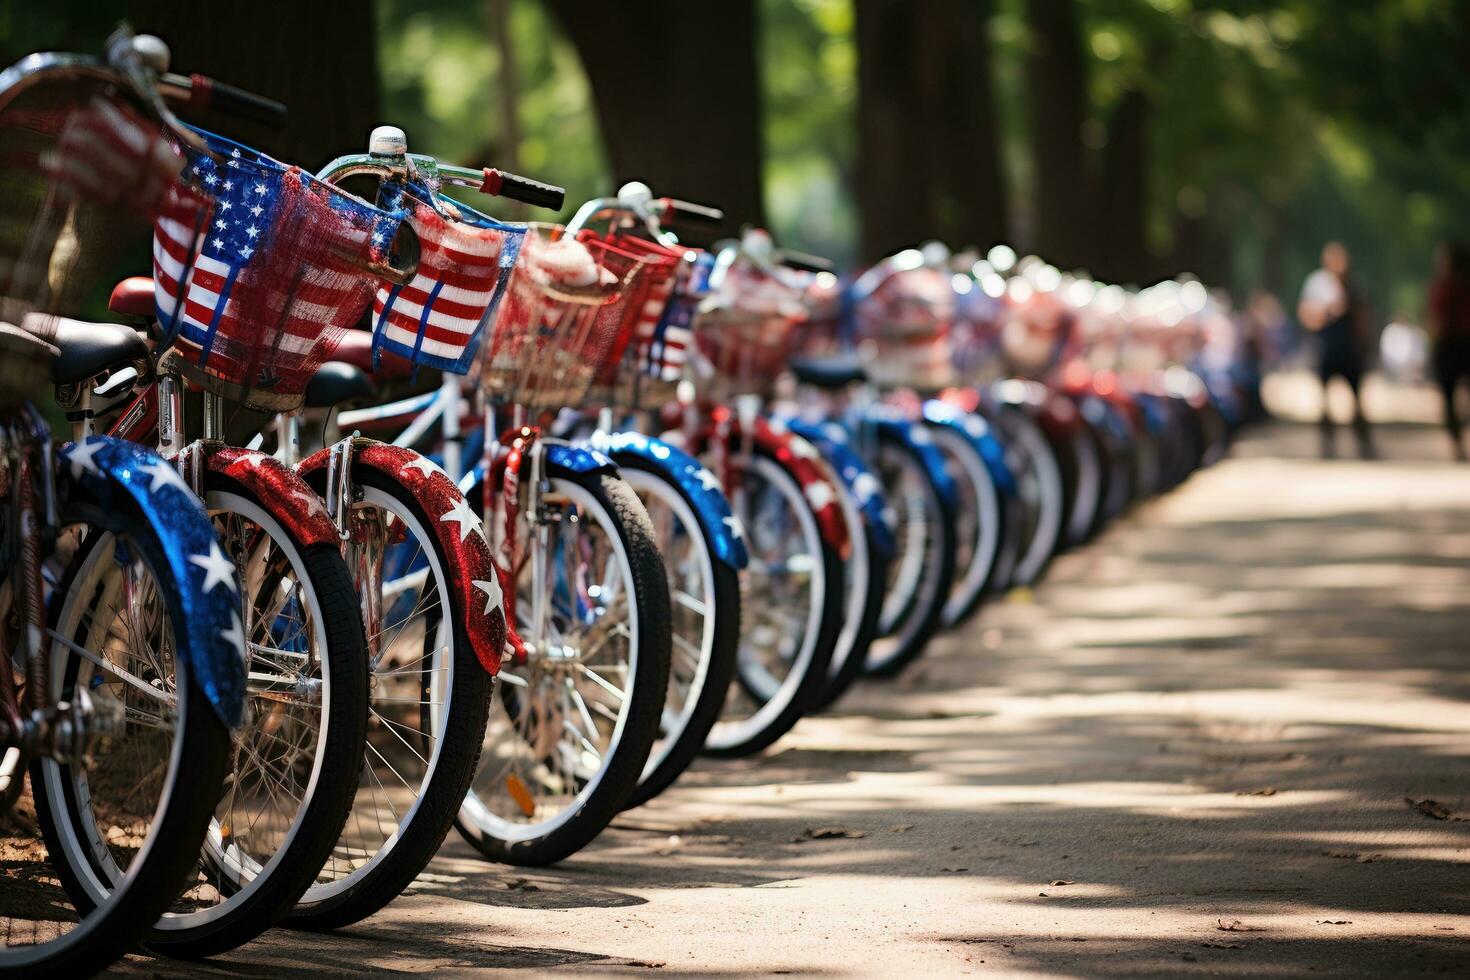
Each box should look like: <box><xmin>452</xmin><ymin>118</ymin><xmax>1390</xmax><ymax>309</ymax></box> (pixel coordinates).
<box><xmin>921</xmin><ymin>399</ymin><xmax>1018</xmax><ymax>498</ymax></box>
<box><xmin>58</xmin><ymin>436</ymin><xmax>246</xmax><ymax>728</ymax></box>
<box><xmin>780</xmin><ymin>417</ymin><xmax>896</xmax><ymax>560</ymax></box>
<box><xmin>544</xmin><ymin>440</ymin><xmax>619</xmax><ymax>477</ymax></box>
<box><xmin>594</xmin><ymin>430</ymin><xmax>748</xmax><ymax>570</ymax></box>
<box><xmin>864</xmin><ymin>410</ymin><xmax>959</xmax><ymax>509</ymax></box>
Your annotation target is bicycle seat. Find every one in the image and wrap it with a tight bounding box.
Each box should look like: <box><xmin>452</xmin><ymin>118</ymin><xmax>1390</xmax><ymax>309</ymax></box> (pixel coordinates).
<box><xmin>40</xmin><ymin>315</ymin><xmax>150</xmax><ymax>385</ymax></box>
<box><xmin>108</xmin><ymin>276</ymin><xmax>155</xmax><ymax>318</ymax></box>
<box><xmin>305</xmin><ymin>361</ymin><xmax>376</xmax><ymax>409</ymax></box>
<box><xmin>788</xmin><ymin>354</ymin><xmax>868</xmax><ymax>389</ymax></box>
<box><xmin>330</xmin><ymin>329</ymin><xmax>416</xmax><ymax>379</ymax></box>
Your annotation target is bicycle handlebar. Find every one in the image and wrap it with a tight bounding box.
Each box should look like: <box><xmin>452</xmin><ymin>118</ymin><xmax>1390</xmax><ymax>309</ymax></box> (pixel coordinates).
<box><xmin>477</xmin><ymin>168</ymin><xmax>565</xmax><ymax>210</ymax></box>
<box><xmin>159</xmin><ymin>71</ymin><xmax>287</xmax><ymax>129</ymax></box>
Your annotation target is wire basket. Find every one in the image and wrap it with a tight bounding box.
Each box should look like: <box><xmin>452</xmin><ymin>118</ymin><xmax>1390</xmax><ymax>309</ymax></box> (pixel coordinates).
<box><xmin>153</xmin><ymin>128</ymin><xmax>405</xmax><ymax>411</ymax></box>
<box><xmin>0</xmin><ymin>62</ymin><xmax>184</xmax><ymax>404</ymax></box>
<box><xmin>368</xmin><ymin>183</ymin><xmax>524</xmax><ymax>375</ymax></box>
<box><xmin>584</xmin><ymin>234</ymin><xmax>694</xmax><ymax>409</ymax></box>
<box><xmin>854</xmin><ymin>266</ymin><xmax>956</xmax><ymax>391</ymax></box>
<box><xmin>476</xmin><ymin>223</ymin><xmax>655</xmax><ymax>411</ymax></box>
<box><xmin>692</xmin><ymin>257</ymin><xmax>810</xmax><ymax>398</ymax></box>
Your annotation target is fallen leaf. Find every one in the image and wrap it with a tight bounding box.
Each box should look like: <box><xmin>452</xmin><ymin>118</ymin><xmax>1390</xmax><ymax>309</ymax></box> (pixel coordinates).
<box><xmin>1406</xmin><ymin>798</ymin><xmax>1452</xmax><ymax>820</ymax></box>
<box><xmin>1355</xmin><ymin>853</ymin><xmax>1382</xmax><ymax>864</ymax></box>
<box><xmin>1049</xmin><ymin>879</ymin><xmax>1075</xmax><ymax>887</ymax></box>
<box><xmin>1318</xmin><ymin>920</ymin><xmax>1351</xmax><ymax>925</ymax></box>
<box><xmin>1037</xmin><ymin>891</ymin><xmax>1049</xmax><ymax>897</ymax></box>
<box><xmin>943</xmin><ymin>867</ymin><xmax>969</xmax><ymax>873</ymax></box>
<box><xmin>1201</xmin><ymin>942</ymin><xmax>1243</xmax><ymax>950</ymax></box>
<box><xmin>1216</xmin><ymin>919</ymin><xmax>1264</xmax><ymax>932</ymax></box>
<box><xmin>1235</xmin><ymin>788</ymin><xmax>1277</xmax><ymax>796</ymax></box>
<box><xmin>803</xmin><ymin>826</ymin><xmax>867</xmax><ymax>840</ymax></box>
<box><xmin>504</xmin><ymin>877</ymin><xmax>540</xmax><ymax>892</ymax></box>
<box><xmin>889</xmin><ymin>824</ymin><xmax>915</xmax><ymax>833</ymax></box>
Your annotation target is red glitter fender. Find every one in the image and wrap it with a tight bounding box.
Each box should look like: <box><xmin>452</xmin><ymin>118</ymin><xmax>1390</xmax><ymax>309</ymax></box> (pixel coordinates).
<box><xmin>208</xmin><ymin>445</ymin><xmax>341</xmax><ymax>547</ymax></box>
<box><xmin>297</xmin><ymin>439</ymin><xmax>506</xmax><ymax>676</ymax></box>
<box><xmin>687</xmin><ymin>416</ymin><xmax>850</xmax><ymax>559</ymax></box>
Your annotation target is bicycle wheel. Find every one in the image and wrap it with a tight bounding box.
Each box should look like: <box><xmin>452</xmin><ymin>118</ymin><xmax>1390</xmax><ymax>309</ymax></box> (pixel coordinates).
<box><xmin>703</xmin><ymin>448</ymin><xmax>842</xmax><ymax>757</ymax></box>
<box><xmin>289</xmin><ymin>467</ymin><xmax>492</xmax><ymax>930</ymax></box>
<box><xmin>457</xmin><ymin>468</ymin><xmax>669</xmax><ymax>865</ymax></box>
<box><xmin>863</xmin><ymin>432</ymin><xmax>956</xmax><ymax>677</ymax></box>
<box><xmin>617</xmin><ymin>460</ymin><xmax>739</xmax><ymax>808</ymax></box>
<box><xmin>1062</xmin><ymin>416</ymin><xmax>1105</xmax><ymax>549</ymax></box>
<box><xmin>813</xmin><ymin>461</ymin><xmax>886</xmax><ymax>711</ymax></box>
<box><xmin>932</xmin><ymin>422</ymin><xmax>1004</xmax><ymax>630</ymax></box>
<box><xmin>131</xmin><ymin>476</ymin><xmax>368</xmax><ymax>957</ymax></box>
<box><xmin>16</xmin><ymin>502</ymin><xmax>230</xmax><ymax>977</ymax></box>
<box><xmin>996</xmin><ymin>406</ymin><xmax>1066</xmax><ymax>587</ymax></box>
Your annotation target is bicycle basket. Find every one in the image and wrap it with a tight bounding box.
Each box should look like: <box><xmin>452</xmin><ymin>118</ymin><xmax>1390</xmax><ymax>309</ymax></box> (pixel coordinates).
<box><xmin>854</xmin><ymin>265</ymin><xmax>956</xmax><ymax>391</ymax></box>
<box><xmin>691</xmin><ymin>257</ymin><xmax>809</xmax><ymax>395</ymax></box>
<box><xmin>369</xmin><ymin>184</ymin><xmax>524</xmax><ymax>375</ymax></box>
<box><xmin>476</xmin><ymin>223</ymin><xmax>653</xmax><ymax>411</ymax></box>
<box><xmin>584</xmin><ymin>232</ymin><xmax>684</xmax><ymax>390</ymax></box>
<box><xmin>153</xmin><ymin>128</ymin><xmax>405</xmax><ymax>410</ymax></box>
<box><xmin>0</xmin><ymin>60</ymin><xmax>185</xmax><ymax>403</ymax></box>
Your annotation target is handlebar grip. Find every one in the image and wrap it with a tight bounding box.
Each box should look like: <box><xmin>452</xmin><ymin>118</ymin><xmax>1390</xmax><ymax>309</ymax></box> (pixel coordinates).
<box><xmin>480</xmin><ymin>169</ymin><xmax>565</xmax><ymax>211</ymax></box>
<box><xmin>659</xmin><ymin>197</ymin><xmax>724</xmax><ymax>225</ymax></box>
<box><xmin>776</xmin><ymin>248</ymin><xmax>835</xmax><ymax>274</ymax></box>
<box><xmin>189</xmin><ymin>74</ymin><xmax>287</xmax><ymax>129</ymax></box>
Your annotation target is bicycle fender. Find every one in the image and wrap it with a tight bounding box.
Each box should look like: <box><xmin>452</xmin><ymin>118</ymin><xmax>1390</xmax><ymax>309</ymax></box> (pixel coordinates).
<box><xmin>922</xmin><ymin>399</ymin><xmax>1017</xmax><ymax>497</ymax></box>
<box><xmin>865</xmin><ymin>412</ymin><xmax>959</xmax><ymax>509</ymax></box>
<box><xmin>599</xmin><ymin>430</ymin><xmax>748</xmax><ymax>570</ymax></box>
<box><xmin>207</xmin><ymin>446</ymin><xmax>340</xmax><ymax>547</ymax></box>
<box><xmin>690</xmin><ymin>417</ymin><xmax>849</xmax><ymax>558</ymax></box>
<box><xmin>58</xmin><ymin>436</ymin><xmax>247</xmax><ymax>728</ymax></box>
<box><xmin>781</xmin><ymin>417</ymin><xmax>895</xmax><ymax>559</ymax></box>
<box><xmin>297</xmin><ymin>440</ymin><xmax>507</xmax><ymax>676</ymax></box>
<box><xmin>544</xmin><ymin>441</ymin><xmax>619</xmax><ymax>477</ymax></box>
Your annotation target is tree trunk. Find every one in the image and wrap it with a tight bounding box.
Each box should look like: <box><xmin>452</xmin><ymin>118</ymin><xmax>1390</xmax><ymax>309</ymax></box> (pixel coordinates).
<box><xmin>854</xmin><ymin>0</ymin><xmax>934</xmax><ymax>260</ymax></box>
<box><xmin>129</xmin><ymin>0</ymin><xmax>379</xmax><ymax>169</ymax></box>
<box><xmin>1024</xmin><ymin>0</ymin><xmax>1093</xmax><ymax>270</ymax></box>
<box><xmin>1096</xmin><ymin>87</ymin><xmax>1149</xmax><ymax>284</ymax></box>
<box><xmin>929</xmin><ymin>0</ymin><xmax>1007</xmax><ymax>252</ymax></box>
<box><xmin>547</xmin><ymin>0</ymin><xmax>764</xmax><ymax>243</ymax></box>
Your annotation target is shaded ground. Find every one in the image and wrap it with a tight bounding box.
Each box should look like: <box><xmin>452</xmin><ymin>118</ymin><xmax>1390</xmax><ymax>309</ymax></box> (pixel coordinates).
<box><xmin>117</xmin><ymin>421</ymin><xmax>1470</xmax><ymax>977</ymax></box>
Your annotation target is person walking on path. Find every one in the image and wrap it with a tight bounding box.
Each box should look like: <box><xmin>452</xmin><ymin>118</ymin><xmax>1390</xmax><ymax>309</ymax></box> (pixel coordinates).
<box><xmin>1297</xmin><ymin>241</ymin><xmax>1374</xmax><ymax>458</ymax></box>
<box><xmin>1427</xmin><ymin>240</ymin><xmax>1470</xmax><ymax>461</ymax></box>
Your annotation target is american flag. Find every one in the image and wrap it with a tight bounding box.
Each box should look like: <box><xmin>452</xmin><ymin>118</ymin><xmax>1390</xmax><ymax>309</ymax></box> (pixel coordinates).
<box><xmin>640</xmin><ymin>250</ymin><xmax>712</xmax><ymax>382</ymax></box>
<box><xmin>370</xmin><ymin>191</ymin><xmax>516</xmax><ymax>375</ymax></box>
<box><xmin>153</xmin><ymin>135</ymin><xmax>398</xmax><ymax>394</ymax></box>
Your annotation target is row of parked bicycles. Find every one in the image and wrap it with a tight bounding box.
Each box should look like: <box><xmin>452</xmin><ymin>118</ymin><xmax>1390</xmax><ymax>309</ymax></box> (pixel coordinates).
<box><xmin>0</xmin><ymin>31</ymin><xmax>1255</xmax><ymax>976</ymax></box>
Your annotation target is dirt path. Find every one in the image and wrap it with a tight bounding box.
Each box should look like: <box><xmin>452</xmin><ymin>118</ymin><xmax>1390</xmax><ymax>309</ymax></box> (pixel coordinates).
<box><xmin>118</xmin><ymin>422</ymin><xmax>1470</xmax><ymax>977</ymax></box>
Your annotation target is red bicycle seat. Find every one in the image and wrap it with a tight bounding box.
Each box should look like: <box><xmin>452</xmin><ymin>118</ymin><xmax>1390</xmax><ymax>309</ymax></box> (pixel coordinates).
<box><xmin>108</xmin><ymin>276</ymin><xmax>154</xmax><ymax>318</ymax></box>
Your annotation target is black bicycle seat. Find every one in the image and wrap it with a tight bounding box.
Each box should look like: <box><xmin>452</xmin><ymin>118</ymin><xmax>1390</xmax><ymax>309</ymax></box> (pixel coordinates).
<box><xmin>304</xmin><ymin>360</ymin><xmax>376</xmax><ymax>409</ymax></box>
<box><xmin>41</xmin><ymin>315</ymin><xmax>150</xmax><ymax>385</ymax></box>
<box><xmin>788</xmin><ymin>354</ymin><xmax>868</xmax><ymax>389</ymax></box>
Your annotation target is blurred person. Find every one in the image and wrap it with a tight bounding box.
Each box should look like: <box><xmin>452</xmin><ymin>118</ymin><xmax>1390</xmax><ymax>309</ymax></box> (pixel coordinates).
<box><xmin>1297</xmin><ymin>241</ymin><xmax>1374</xmax><ymax>458</ymax></box>
<box><xmin>1426</xmin><ymin>240</ymin><xmax>1470</xmax><ymax>461</ymax></box>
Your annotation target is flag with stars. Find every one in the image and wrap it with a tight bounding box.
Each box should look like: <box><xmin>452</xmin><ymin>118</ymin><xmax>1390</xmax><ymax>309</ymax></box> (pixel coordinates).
<box><xmin>153</xmin><ymin>129</ymin><xmax>403</xmax><ymax>397</ymax></box>
<box><xmin>370</xmin><ymin>184</ymin><xmax>523</xmax><ymax>375</ymax></box>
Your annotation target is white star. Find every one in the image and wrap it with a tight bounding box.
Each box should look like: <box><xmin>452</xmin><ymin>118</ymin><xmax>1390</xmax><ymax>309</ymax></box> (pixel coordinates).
<box><xmin>290</xmin><ymin>488</ymin><xmax>327</xmax><ymax>517</ymax></box>
<box><xmin>189</xmin><ymin>540</ymin><xmax>237</xmax><ymax>594</ymax></box>
<box><xmin>788</xmin><ymin>436</ymin><xmax>820</xmax><ymax>460</ymax></box>
<box><xmin>219</xmin><ymin>611</ymin><xmax>245</xmax><ymax>653</ymax></box>
<box><xmin>245</xmin><ymin>225</ymin><xmax>259</xmax><ymax>239</ymax></box>
<box><xmin>203</xmin><ymin>173</ymin><xmax>217</xmax><ymax>186</ymax></box>
<box><xmin>439</xmin><ymin>497</ymin><xmax>485</xmax><ymax>543</ymax></box>
<box><xmin>254</xmin><ymin>183</ymin><xmax>267</xmax><ymax>195</ymax></box>
<box><xmin>472</xmin><ymin>577</ymin><xmax>502</xmax><ymax>615</ymax></box>
<box><xmin>723</xmin><ymin>515</ymin><xmax>745</xmax><ymax>541</ymax></box>
<box><xmin>222</xmin><ymin>180</ymin><xmax>233</xmax><ymax>192</ymax></box>
<box><xmin>139</xmin><ymin>459</ymin><xmax>191</xmax><ymax>495</ymax></box>
<box><xmin>250</xmin><ymin>204</ymin><xmax>264</xmax><ymax>218</ymax></box>
<box><xmin>692</xmin><ymin>467</ymin><xmax>721</xmax><ymax>492</ymax></box>
<box><xmin>372</xmin><ymin>231</ymin><xmax>384</xmax><ymax>245</ymax></box>
<box><xmin>823</xmin><ymin>422</ymin><xmax>848</xmax><ymax>443</ymax></box>
<box><xmin>239</xmin><ymin>246</ymin><xmax>254</xmax><ymax>259</ymax></box>
<box><xmin>214</xmin><ymin>218</ymin><xmax>228</xmax><ymax>230</ymax></box>
<box><xmin>907</xmin><ymin>425</ymin><xmax>933</xmax><ymax>445</ymax></box>
<box><xmin>852</xmin><ymin>472</ymin><xmax>882</xmax><ymax>504</ymax></box>
<box><xmin>804</xmin><ymin>481</ymin><xmax>836</xmax><ymax>511</ymax></box>
<box><xmin>236</xmin><ymin>451</ymin><xmax>268</xmax><ymax>469</ymax></box>
<box><xmin>964</xmin><ymin>415</ymin><xmax>988</xmax><ymax>438</ymax></box>
<box><xmin>212</xmin><ymin>237</ymin><xmax>224</xmax><ymax>250</ymax></box>
<box><xmin>63</xmin><ymin>439</ymin><xmax>105</xmax><ymax>480</ymax></box>
<box><xmin>401</xmin><ymin>456</ymin><xmax>444</xmax><ymax>479</ymax></box>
